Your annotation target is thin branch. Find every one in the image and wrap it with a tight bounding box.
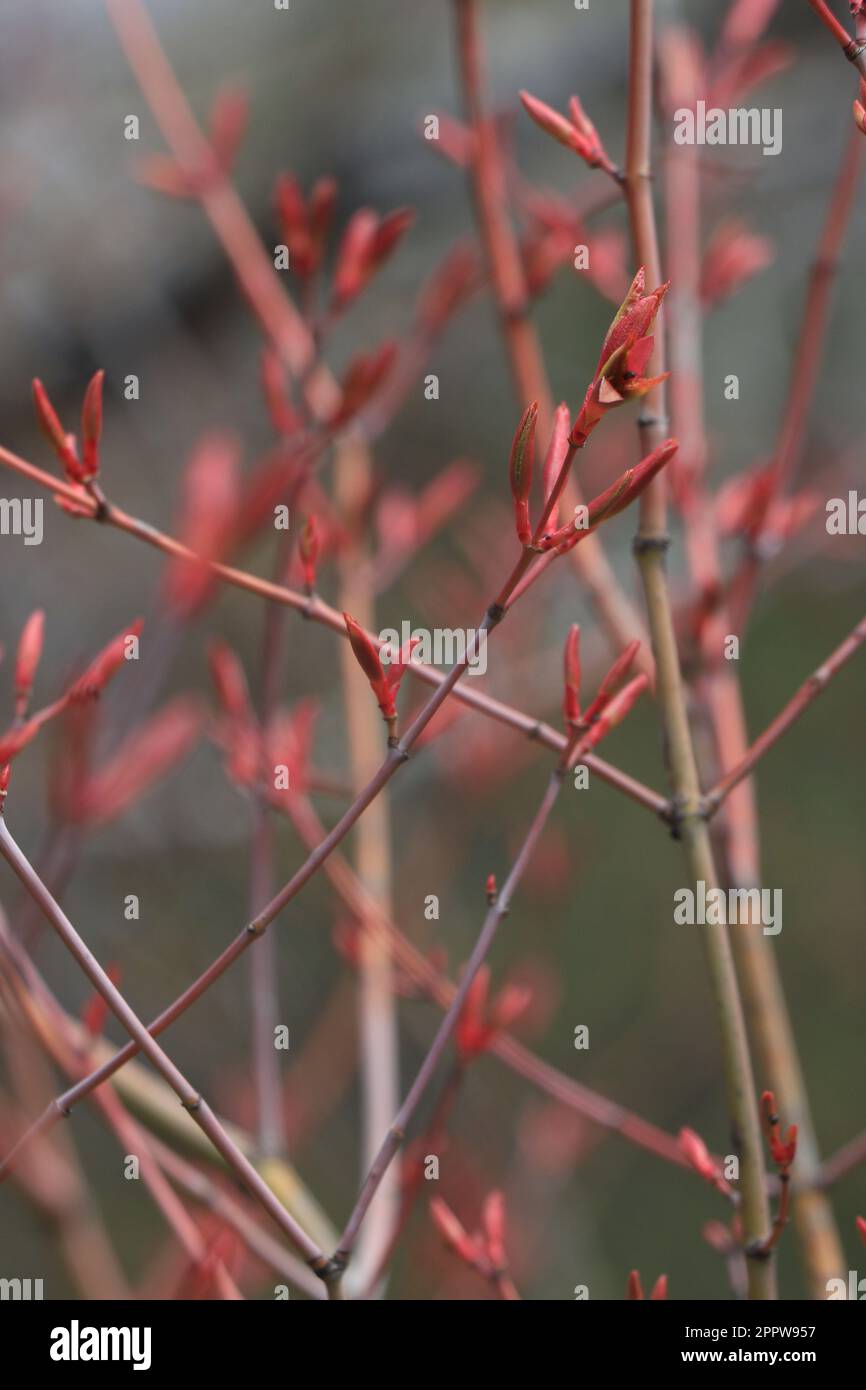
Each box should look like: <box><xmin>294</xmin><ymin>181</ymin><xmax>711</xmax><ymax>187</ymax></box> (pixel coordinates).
<box><xmin>282</xmin><ymin>790</ymin><xmax>690</xmax><ymax>1170</ymax></box>
<box><xmin>92</xmin><ymin>1085</ymin><xmax>243</xmax><ymax>1300</ymax></box>
<box><xmin>0</xmin><ymin>441</ymin><xmax>666</xmax><ymax>818</ymax></box>
<box><xmin>0</xmin><ymin>815</ymin><xmax>332</xmax><ymax>1281</ymax></box>
<box><xmin>729</xmin><ymin>122</ymin><xmax>864</xmax><ymax>629</ymax></box>
<box><xmin>806</xmin><ymin>0</ymin><xmax>866</xmax><ymax>78</ymax></box>
<box><xmin>334</xmin><ymin>766</ymin><xmax>566</xmax><ymax>1276</ymax></box>
<box><xmin>0</xmin><ymin>909</ymin><xmax>339</xmax><ymax>1260</ymax></box>
<box><xmin>149</xmin><ymin>1138</ymin><xmax>327</xmax><ymax>1299</ymax></box>
<box><xmin>0</xmin><ymin>497</ymin><xmax>627</xmax><ymax>1203</ymax></box>
<box><xmin>705</xmin><ymin>616</ymin><xmax>866</xmax><ymax>815</ymax></box>
<box><xmin>103</xmin><ymin>0</ymin><xmax>325</xmax><ymax>394</ymax></box>
<box><xmin>820</xmin><ymin>1129</ymin><xmax>866</xmax><ymax>1188</ymax></box>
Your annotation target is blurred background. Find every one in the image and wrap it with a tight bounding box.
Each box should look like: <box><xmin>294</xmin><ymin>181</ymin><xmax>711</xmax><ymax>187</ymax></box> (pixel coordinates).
<box><xmin>0</xmin><ymin>0</ymin><xmax>863</xmax><ymax>1299</ymax></box>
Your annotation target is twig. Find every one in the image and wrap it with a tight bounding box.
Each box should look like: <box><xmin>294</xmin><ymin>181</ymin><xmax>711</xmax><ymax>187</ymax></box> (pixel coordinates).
<box><xmin>333</xmin><ymin>766</ymin><xmax>566</xmax><ymax>1279</ymax></box>
<box><xmin>0</xmin><ymin>477</ymin><xmax>621</xmax><ymax>1232</ymax></box>
<box><xmin>149</xmin><ymin>1138</ymin><xmax>326</xmax><ymax>1299</ymax></box>
<box><xmin>729</xmin><ymin>122</ymin><xmax>864</xmax><ymax>629</ymax></box>
<box><xmin>0</xmin><ymin>441</ymin><xmax>666</xmax><ymax>818</ymax></box>
<box><xmin>705</xmin><ymin>616</ymin><xmax>866</xmax><ymax>815</ymax></box>
<box><xmin>820</xmin><ymin>1129</ymin><xmax>866</xmax><ymax>1188</ymax></box>
<box><xmin>0</xmin><ymin>910</ymin><xmax>339</xmax><ymax>1263</ymax></box>
<box><xmin>283</xmin><ymin>789</ymin><xmax>691</xmax><ymax>1170</ymax></box>
<box><xmin>806</xmin><ymin>0</ymin><xmax>866</xmax><ymax>78</ymax></box>
<box><xmin>0</xmin><ymin>815</ymin><xmax>333</xmax><ymax>1283</ymax></box>
<box><xmin>91</xmin><ymin>1085</ymin><xmax>243</xmax><ymax>1300</ymax></box>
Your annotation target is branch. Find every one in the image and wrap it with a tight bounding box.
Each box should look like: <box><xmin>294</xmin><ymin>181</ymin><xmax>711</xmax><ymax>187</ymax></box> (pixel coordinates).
<box><xmin>0</xmin><ymin>441</ymin><xmax>666</xmax><ymax>818</ymax></box>
<box><xmin>333</xmin><ymin>767</ymin><xmax>565</xmax><ymax>1278</ymax></box>
<box><xmin>332</xmin><ymin>702</ymin><xmax>646</xmax><ymax>1282</ymax></box>
<box><xmin>0</xmin><ymin>909</ymin><xmax>339</xmax><ymax>1258</ymax></box>
<box><xmin>806</xmin><ymin>0</ymin><xmax>866</xmax><ymax>78</ymax></box>
<box><xmin>624</xmin><ymin>0</ymin><xmax>774</xmax><ymax>1298</ymax></box>
<box><xmin>0</xmin><ymin>816</ymin><xmax>333</xmax><ymax>1283</ymax></box>
<box><xmin>659</xmin><ymin>19</ymin><xmax>846</xmax><ymax>1295</ymax></box>
<box><xmin>820</xmin><ymin>1129</ymin><xmax>866</xmax><ymax>1188</ymax></box>
<box><xmin>282</xmin><ymin>790</ymin><xmax>690</xmax><ymax>1170</ymax></box>
<box><xmin>705</xmin><ymin>616</ymin><xmax>866</xmax><ymax>815</ymax></box>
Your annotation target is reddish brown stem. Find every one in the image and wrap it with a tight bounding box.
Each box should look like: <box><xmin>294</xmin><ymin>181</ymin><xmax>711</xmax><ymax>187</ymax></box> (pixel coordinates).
<box><xmin>705</xmin><ymin>616</ymin><xmax>866</xmax><ymax>815</ymax></box>
<box><xmin>807</xmin><ymin>0</ymin><xmax>866</xmax><ymax>78</ymax></box>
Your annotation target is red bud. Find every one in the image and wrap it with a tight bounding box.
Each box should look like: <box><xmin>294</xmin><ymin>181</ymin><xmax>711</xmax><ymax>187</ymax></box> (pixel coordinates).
<box><xmin>344</xmin><ymin>612</ymin><xmax>398</xmax><ymax>722</ymax></box>
<box><xmin>563</xmin><ymin>624</ymin><xmax>581</xmax><ymax>726</ymax></box>
<box><xmin>331</xmin><ymin>208</ymin><xmax>379</xmax><ymax>309</ymax></box>
<box><xmin>344</xmin><ymin>614</ymin><xmax>383</xmax><ymax>685</ymax></box>
<box><xmin>583</xmin><ymin>674</ymin><xmax>648</xmax><ymax>748</ymax></box>
<box><xmin>260</xmin><ymin>349</ymin><xmax>299</xmax><ymax>435</ymax></box>
<box><xmin>68</xmin><ymin>620</ymin><xmax>144</xmax><ymax>702</ymax></box>
<box><xmin>77</xmin><ymin>699</ymin><xmax>201</xmax><ymax>827</ymax></box>
<box><xmin>416</xmin><ymin>242</ymin><xmax>481</xmax><ymax>334</ymax></box>
<box><xmin>33</xmin><ymin>378</ymin><xmax>82</xmax><ymax>482</ymax></box>
<box><xmin>371</xmin><ymin>207</ymin><xmax>414</xmax><ymax>265</ymax></box>
<box><xmin>430</xmin><ymin>1198</ymin><xmax>480</xmax><ymax>1266</ymax></box>
<box><xmin>551</xmin><ymin>440</ymin><xmax>678</xmax><ymax>553</ymax></box>
<box><xmin>80</xmin><ymin>369</ymin><xmax>104</xmax><ymax>482</ymax></box>
<box><xmin>761</xmin><ymin>1089</ymin><xmax>797</xmax><ymax>1168</ymax></box>
<box><xmin>330</xmin><ymin>341</ymin><xmax>396</xmax><ymax>428</ymax></box>
<box><xmin>678</xmin><ymin>1126</ymin><xmax>720</xmax><ymax>1184</ymax></box>
<box><xmin>626</xmin><ymin>1269</ymin><xmax>644</xmax><ymax>1300</ymax></box>
<box><xmin>308</xmin><ymin>175</ymin><xmax>338</xmax><ymax>241</ymax></box>
<box><xmin>208</xmin><ymin>642</ymin><xmax>253</xmax><ymax>723</ymax></box>
<box><xmin>509</xmin><ymin>402</ymin><xmax>538</xmax><ymax>544</ymax></box>
<box><xmin>541</xmin><ymin>402</ymin><xmax>572</xmax><ymax>524</ymax></box>
<box><xmin>581</xmin><ymin>640</ymin><xmax>640</xmax><ymax>728</ymax></box>
<box><xmin>14</xmin><ymin>610</ymin><xmax>45</xmax><ymax>707</ymax></box>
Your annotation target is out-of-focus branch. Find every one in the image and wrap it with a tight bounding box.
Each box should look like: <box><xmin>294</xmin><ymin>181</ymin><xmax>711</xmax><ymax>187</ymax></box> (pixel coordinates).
<box><xmin>705</xmin><ymin>616</ymin><xmax>866</xmax><ymax>814</ymax></box>
<box><xmin>334</xmin><ymin>438</ymin><xmax>401</xmax><ymax>1296</ymax></box>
